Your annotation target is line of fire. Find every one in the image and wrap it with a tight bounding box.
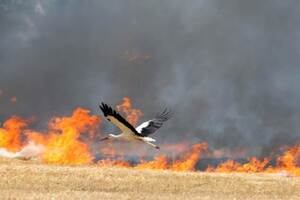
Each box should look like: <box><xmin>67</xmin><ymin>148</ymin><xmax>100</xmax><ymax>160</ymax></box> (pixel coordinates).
<box><xmin>0</xmin><ymin>97</ymin><xmax>299</xmax><ymax>177</ymax></box>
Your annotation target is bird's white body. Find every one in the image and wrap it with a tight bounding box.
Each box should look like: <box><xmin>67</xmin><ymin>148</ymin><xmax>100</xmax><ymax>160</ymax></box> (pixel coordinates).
<box><xmin>108</xmin><ymin>133</ymin><xmax>156</xmax><ymax>146</ymax></box>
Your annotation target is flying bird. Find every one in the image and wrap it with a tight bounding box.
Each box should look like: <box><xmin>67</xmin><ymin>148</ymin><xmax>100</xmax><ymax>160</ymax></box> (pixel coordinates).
<box><xmin>99</xmin><ymin>103</ymin><xmax>172</xmax><ymax>149</ymax></box>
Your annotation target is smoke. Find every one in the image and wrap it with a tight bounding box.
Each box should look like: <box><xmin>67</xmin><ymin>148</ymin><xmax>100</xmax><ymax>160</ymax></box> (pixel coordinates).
<box><xmin>1</xmin><ymin>0</ymin><xmax>300</xmax><ymax>155</ymax></box>
<box><xmin>0</xmin><ymin>141</ymin><xmax>44</xmax><ymax>159</ymax></box>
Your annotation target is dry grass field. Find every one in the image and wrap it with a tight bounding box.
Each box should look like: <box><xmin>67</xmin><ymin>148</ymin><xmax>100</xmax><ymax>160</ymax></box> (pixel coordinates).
<box><xmin>0</xmin><ymin>157</ymin><xmax>299</xmax><ymax>200</ymax></box>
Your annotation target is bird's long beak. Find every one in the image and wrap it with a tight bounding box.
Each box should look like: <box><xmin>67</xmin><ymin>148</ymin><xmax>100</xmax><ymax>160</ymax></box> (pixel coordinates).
<box><xmin>99</xmin><ymin>136</ymin><xmax>109</xmax><ymax>141</ymax></box>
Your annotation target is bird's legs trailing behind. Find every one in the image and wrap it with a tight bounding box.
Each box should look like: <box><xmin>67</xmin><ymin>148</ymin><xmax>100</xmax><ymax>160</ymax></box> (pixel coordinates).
<box><xmin>137</xmin><ymin>137</ymin><xmax>160</xmax><ymax>149</ymax></box>
<box><xmin>145</xmin><ymin>141</ymin><xmax>160</xmax><ymax>149</ymax></box>
<box><xmin>141</xmin><ymin>136</ymin><xmax>159</xmax><ymax>149</ymax></box>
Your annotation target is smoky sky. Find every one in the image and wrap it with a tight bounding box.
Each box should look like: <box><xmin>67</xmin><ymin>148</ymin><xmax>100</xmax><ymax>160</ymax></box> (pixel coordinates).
<box><xmin>1</xmin><ymin>0</ymin><xmax>300</xmax><ymax>155</ymax></box>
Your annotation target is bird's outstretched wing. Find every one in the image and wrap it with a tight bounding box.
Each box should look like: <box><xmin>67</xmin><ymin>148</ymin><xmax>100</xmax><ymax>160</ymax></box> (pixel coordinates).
<box><xmin>99</xmin><ymin>103</ymin><xmax>143</xmax><ymax>137</ymax></box>
<box><xmin>136</xmin><ymin>108</ymin><xmax>172</xmax><ymax>136</ymax></box>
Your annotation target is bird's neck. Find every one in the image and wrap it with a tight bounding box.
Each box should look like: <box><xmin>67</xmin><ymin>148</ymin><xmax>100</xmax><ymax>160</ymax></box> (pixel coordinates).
<box><xmin>109</xmin><ymin>134</ymin><xmax>121</xmax><ymax>138</ymax></box>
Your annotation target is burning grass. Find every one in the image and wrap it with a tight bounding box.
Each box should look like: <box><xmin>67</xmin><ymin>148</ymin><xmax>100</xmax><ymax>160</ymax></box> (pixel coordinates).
<box><xmin>0</xmin><ymin>97</ymin><xmax>300</xmax><ymax>177</ymax></box>
<box><xmin>0</xmin><ymin>97</ymin><xmax>300</xmax><ymax>199</ymax></box>
<box><xmin>0</xmin><ymin>157</ymin><xmax>299</xmax><ymax>200</ymax></box>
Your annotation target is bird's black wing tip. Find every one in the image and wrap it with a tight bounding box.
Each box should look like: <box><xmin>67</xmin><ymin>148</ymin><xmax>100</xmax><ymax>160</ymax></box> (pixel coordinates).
<box><xmin>156</xmin><ymin>107</ymin><xmax>173</xmax><ymax>121</ymax></box>
<box><xmin>99</xmin><ymin>102</ymin><xmax>111</xmax><ymax>116</ymax></box>
<box><xmin>101</xmin><ymin>102</ymin><xmax>107</xmax><ymax>108</ymax></box>
<box><xmin>99</xmin><ymin>102</ymin><xmax>105</xmax><ymax>110</ymax></box>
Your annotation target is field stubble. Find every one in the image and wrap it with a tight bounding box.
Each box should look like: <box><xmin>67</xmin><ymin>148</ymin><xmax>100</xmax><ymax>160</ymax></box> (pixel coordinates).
<box><xmin>0</xmin><ymin>157</ymin><xmax>299</xmax><ymax>200</ymax></box>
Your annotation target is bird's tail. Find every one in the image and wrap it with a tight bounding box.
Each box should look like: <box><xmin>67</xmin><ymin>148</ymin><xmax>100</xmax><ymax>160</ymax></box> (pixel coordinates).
<box><xmin>142</xmin><ymin>137</ymin><xmax>156</xmax><ymax>142</ymax></box>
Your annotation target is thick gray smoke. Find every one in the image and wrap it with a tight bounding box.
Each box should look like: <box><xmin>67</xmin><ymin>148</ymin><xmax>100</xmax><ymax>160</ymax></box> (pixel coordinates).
<box><xmin>1</xmin><ymin>0</ymin><xmax>300</xmax><ymax>155</ymax></box>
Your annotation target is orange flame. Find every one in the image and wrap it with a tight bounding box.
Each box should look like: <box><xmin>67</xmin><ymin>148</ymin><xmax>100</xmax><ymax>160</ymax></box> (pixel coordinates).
<box><xmin>116</xmin><ymin>97</ymin><xmax>143</xmax><ymax>126</ymax></box>
<box><xmin>97</xmin><ymin>143</ymin><xmax>208</xmax><ymax>171</ymax></box>
<box><xmin>0</xmin><ymin>116</ymin><xmax>28</xmax><ymax>152</ymax></box>
<box><xmin>266</xmin><ymin>145</ymin><xmax>300</xmax><ymax>176</ymax></box>
<box><xmin>206</xmin><ymin>145</ymin><xmax>300</xmax><ymax>176</ymax></box>
<box><xmin>42</xmin><ymin>108</ymin><xmax>100</xmax><ymax>164</ymax></box>
<box><xmin>171</xmin><ymin>143</ymin><xmax>208</xmax><ymax>171</ymax></box>
<box><xmin>0</xmin><ymin>97</ymin><xmax>300</xmax><ymax>176</ymax></box>
<box><xmin>135</xmin><ymin>156</ymin><xmax>168</xmax><ymax>170</ymax></box>
<box><xmin>135</xmin><ymin>143</ymin><xmax>208</xmax><ymax>171</ymax></box>
<box><xmin>206</xmin><ymin>157</ymin><xmax>270</xmax><ymax>173</ymax></box>
<box><xmin>98</xmin><ymin>143</ymin><xmax>208</xmax><ymax>171</ymax></box>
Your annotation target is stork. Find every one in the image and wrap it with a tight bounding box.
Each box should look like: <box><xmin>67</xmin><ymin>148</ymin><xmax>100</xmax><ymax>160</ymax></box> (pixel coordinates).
<box><xmin>99</xmin><ymin>103</ymin><xmax>172</xmax><ymax>149</ymax></box>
